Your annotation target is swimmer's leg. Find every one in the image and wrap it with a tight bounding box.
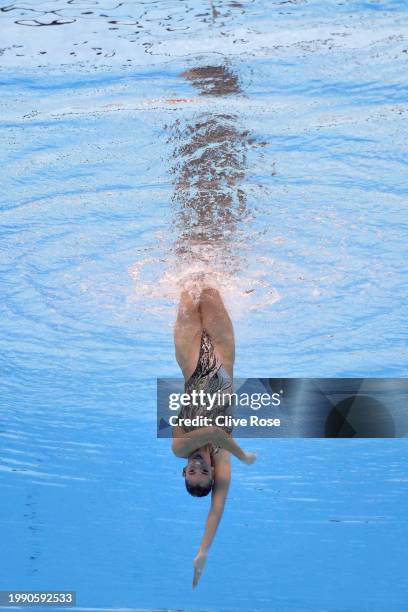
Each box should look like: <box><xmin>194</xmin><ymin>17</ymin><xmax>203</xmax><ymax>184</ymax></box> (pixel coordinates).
<box><xmin>199</xmin><ymin>287</ymin><xmax>235</xmax><ymax>375</ymax></box>
<box><xmin>174</xmin><ymin>289</ymin><xmax>203</xmax><ymax>380</ymax></box>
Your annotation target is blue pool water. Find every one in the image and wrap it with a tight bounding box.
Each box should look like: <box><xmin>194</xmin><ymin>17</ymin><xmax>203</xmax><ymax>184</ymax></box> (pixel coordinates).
<box><xmin>1</xmin><ymin>1</ymin><xmax>408</xmax><ymax>610</ymax></box>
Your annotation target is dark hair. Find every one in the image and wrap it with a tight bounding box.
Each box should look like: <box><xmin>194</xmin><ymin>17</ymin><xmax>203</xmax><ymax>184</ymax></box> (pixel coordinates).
<box><xmin>185</xmin><ymin>479</ymin><xmax>213</xmax><ymax>497</ymax></box>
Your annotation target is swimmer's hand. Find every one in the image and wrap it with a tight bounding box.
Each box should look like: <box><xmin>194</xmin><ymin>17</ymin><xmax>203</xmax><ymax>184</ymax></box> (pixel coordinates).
<box><xmin>209</xmin><ymin>429</ymin><xmax>257</xmax><ymax>464</ymax></box>
<box><xmin>193</xmin><ymin>548</ymin><xmax>208</xmax><ymax>588</ymax></box>
<box><xmin>242</xmin><ymin>452</ymin><xmax>257</xmax><ymax>465</ymax></box>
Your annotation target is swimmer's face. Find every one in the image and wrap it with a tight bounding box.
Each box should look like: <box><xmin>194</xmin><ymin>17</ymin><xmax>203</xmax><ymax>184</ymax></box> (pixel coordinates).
<box><xmin>183</xmin><ymin>451</ymin><xmax>214</xmax><ymax>496</ymax></box>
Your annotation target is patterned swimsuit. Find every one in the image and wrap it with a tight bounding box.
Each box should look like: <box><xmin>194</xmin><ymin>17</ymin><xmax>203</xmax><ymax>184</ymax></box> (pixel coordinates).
<box><xmin>177</xmin><ymin>329</ymin><xmax>234</xmax><ymax>456</ymax></box>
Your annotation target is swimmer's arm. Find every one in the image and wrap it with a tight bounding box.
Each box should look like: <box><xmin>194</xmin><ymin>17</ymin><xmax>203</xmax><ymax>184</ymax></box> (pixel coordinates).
<box><xmin>193</xmin><ymin>450</ymin><xmax>231</xmax><ymax>588</ymax></box>
<box><xmin>212</xmin><ymin>429</ymin><xmax>257</xmax><ymax>464</ymax></box>
<box><xmin>171</xmin><ymin>425</ymin><xmax>223</xmax><ymax>458</ymax></box>
<box><xmin>201</xmin><ymin>450</ymin><xmax>231</xmax><ymax>548</ymax></box>
<box><xmin>171</xmin><ymin>425</ymin><xmax>256</xmax><ymax>463</ymax></box>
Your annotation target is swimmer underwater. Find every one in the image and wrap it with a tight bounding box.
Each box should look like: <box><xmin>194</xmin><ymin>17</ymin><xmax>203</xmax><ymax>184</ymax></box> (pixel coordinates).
<box><xmin>172</xmin><ymin>280</ymin><xmax>257</xmax><ymax>587</ymax></box>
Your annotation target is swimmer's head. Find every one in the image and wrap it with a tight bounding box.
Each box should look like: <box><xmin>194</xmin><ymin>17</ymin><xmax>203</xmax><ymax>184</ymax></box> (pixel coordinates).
<box><xmin>182</xmin><ymin>449</ymin><xmax>214</xmax><ymax>497</ymax></box>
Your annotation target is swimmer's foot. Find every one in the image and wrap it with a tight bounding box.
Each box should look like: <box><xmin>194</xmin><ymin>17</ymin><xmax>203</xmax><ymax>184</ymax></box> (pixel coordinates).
<box><xmin>177</xmin><ymin>271</ymin><xmax>207</xmax><ymax>302</ymax></box>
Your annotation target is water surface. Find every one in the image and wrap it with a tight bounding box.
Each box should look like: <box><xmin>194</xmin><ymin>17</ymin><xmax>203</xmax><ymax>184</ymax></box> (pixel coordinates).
<box><xmin>1</xmin><ymin>1</ymin><xmax>407</xmax><ymax>610</ymax></box>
